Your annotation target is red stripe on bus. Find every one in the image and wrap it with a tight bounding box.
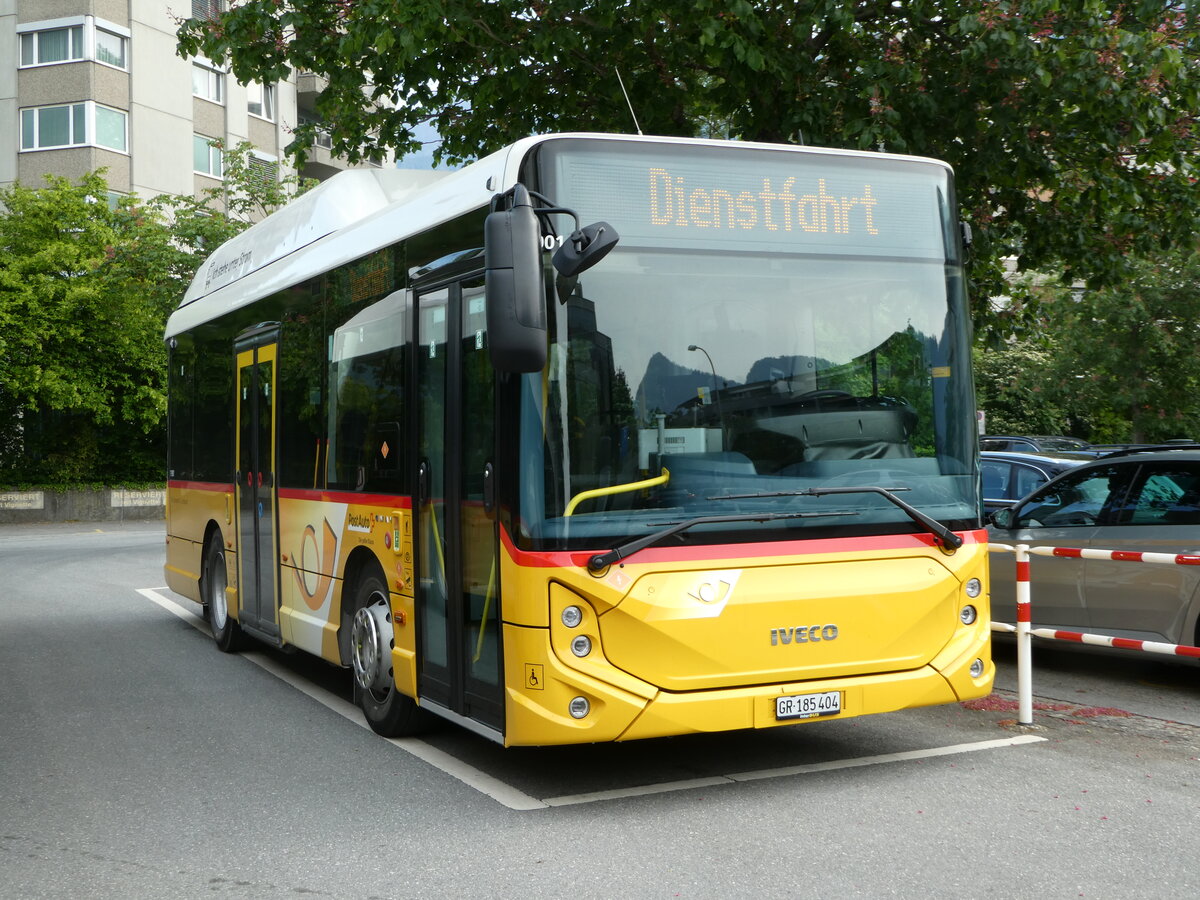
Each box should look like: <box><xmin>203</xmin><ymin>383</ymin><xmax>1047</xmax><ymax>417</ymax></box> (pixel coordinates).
<box><xmin>276</xmin><ymin>488</ymin><xmax>412</xmax><ymax>508</ymax></box>
<box><xmin>168</xmin><ymin>480</ymin><xmax>233</xmax><ymax>494</ymax></box>
<box><xmin>170</xmin><ymin>481</ymin><xmax>413</xmax><ymax>509</ymax></box>
<box><xmin>500</xmin><ymin>526</ymin><xmax>985</xmax><ymax>569</ymax></box>
<box><xmin>1052</xmin><ymin>548</ymin><xmax>1083</xmax><ymax>558</ymax></box>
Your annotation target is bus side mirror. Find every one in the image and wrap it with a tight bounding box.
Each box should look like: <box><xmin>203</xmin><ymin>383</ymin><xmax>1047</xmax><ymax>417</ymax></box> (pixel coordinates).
<box><xmin>990</xmin><ymin>507</ymin><xmax>1015</xmax><ymax>529</ymax></box>
<box><xmin>485</xmin><ymin>184</ymin><xmax>547</xmax><ymax>373</ymax></box>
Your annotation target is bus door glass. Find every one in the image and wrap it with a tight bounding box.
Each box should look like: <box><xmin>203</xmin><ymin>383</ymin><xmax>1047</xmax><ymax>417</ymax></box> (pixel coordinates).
<box><xmin>415</xmin><ymin>277</ymin><xmax>502</xmax><ymax>731</ymax></box>
<box><xmin>234</xmin><ymin>337</ymin><xmax>280</xmax><ymax>637</ymax></box>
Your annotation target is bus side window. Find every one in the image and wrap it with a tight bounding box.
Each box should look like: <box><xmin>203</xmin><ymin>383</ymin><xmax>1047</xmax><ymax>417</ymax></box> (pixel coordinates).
<box><xmin>326</xmin><ymin>291</ymin><xmax>408</xmax><ymax>492</ymax></box>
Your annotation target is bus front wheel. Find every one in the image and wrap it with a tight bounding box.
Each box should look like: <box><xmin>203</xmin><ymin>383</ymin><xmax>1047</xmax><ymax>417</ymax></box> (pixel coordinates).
<box><xmin>203</xmin><ymin>535</ymin><xmax>245</xmax><ymax>653</ymax></box>
<box><xmin>350</xmin><ymin>571</ymin><xmax>432</xmax><ymax>737</ymax></box>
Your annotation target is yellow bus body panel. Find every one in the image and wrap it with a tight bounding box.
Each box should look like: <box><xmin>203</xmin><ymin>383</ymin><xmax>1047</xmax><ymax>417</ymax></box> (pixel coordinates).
<box><xmin>168</xmin><ymin>478</ymin><xmax>992</xmax><ymax>747</ymax></box>
<box><xmin>499</xmin><ymin>537</ymin><xmax>992</xmax><ymax>746</ymax></box>
<box><xmin>164</xmin><ymin>483</ymin><xmax>232</xmax><ymax>602</ymax></box>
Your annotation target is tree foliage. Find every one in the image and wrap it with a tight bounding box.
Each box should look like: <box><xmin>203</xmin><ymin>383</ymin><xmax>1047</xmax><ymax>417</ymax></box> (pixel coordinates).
<box><xmin>1052</xmin><ymin>249</ymin><xmax>1200</xmax><ymax>443</ymax></box>
<box><xmin>177</xmin><ymin>1</ymin><xmax>1200</xmax><ymax>327</ymax></box>
<box><xmin>0</xmin><ymin>145</ymin><xmax>310</xmax><ymax>485</ymax></box>
<box><xmin>974</xmin><ymin>249</ymin><xmax>1200</xmax><ymax>444</ymax></box>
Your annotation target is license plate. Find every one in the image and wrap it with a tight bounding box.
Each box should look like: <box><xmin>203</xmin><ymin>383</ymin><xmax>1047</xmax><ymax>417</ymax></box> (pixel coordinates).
<box><xmin>776</xmin><ymin>691</ymin><xmax>841</xmax><ymax>720</ymax></box>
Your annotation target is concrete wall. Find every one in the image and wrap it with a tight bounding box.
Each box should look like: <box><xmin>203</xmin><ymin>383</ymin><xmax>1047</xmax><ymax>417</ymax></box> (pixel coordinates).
<box><xmin>0</xmin><ymin>488</ymin><xmax>165</xmax><ymax>524</ymax></box>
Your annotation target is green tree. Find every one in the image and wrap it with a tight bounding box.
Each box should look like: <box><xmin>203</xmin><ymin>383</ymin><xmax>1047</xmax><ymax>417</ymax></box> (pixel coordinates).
<box><xmin>0</xmin><ymin>145</ymin><xmax>311</xmax><ymax>485</ymax></box>
<box><xmin>0</xmin><ymin>173</ymin><xmax>174</xmax><ymax>482</ymax></box>
<box><xmin>1050</xmin><ymin>249</ymin><xmax>1200</xmax><ymax>443</ymax></box>
<box><xmin>973</xmin><ymin>339</ymin><xmax>1074</xmax><ymax>437</ymax></box>
<box><xmin>177</xmin><ymin>1</ymin><xmax>1200</xmax><ymax>328</ymax></box>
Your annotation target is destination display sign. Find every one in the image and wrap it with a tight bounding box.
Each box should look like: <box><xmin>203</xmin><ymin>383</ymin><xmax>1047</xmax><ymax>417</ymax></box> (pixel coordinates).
<box><xmin>543</xmin><ymin>141</ymin><xmax>951</xmax><ymax>259</ymax></box>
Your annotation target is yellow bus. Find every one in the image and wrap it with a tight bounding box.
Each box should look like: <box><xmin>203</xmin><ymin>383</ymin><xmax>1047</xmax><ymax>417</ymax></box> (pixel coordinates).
<box><xmin>164</xmin><ymin>133</ymin><xmax>992</xmax><ymax>746</ymax></box>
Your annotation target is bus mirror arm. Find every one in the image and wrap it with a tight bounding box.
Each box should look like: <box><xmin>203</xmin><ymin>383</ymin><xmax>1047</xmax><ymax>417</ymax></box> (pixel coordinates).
<box><xmin>552</xmin><ymin>221</ymin><xmax>619</xmax><ymax>278</ymax></box>
<box><xmin>523</xmin><ymin>189</ymin><xmax>620</xmax><ymax>278</ymax></box>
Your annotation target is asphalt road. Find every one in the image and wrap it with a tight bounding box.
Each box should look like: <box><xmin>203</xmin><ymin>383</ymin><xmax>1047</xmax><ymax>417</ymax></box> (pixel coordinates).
<box><xmin>1</xmin><ymin>522</ymin><xmax>1197</xmax><ymax>899</ymax></box>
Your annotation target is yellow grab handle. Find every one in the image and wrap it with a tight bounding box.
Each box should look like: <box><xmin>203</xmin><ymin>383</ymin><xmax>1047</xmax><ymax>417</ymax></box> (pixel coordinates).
<box><xmin>564</xmin><ymin>468</ymin><xmax>670</xmax><ymax>517</ymax></box>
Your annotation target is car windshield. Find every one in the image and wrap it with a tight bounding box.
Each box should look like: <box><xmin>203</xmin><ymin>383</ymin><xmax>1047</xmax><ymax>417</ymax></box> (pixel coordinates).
<box><xmin>513</xmin><ymin>140</ymin><xmax>980</xmax><ymax>552</ymax></box>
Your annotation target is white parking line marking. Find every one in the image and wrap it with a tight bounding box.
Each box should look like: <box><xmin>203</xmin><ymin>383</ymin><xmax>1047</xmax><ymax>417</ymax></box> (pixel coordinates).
<box><xmin>140</xmin><ymin>588</ymin><xmax>1047</xmax><ymax>811</ymax></box>
<box><xmin>139</xmin><ymin>588</ymin><xmax>547</xmax><ymax>810</ymax></box>
<box><xmin>541</xmin><ymin>735</ymin><xmax>1046</xmax><ymax>807</ymax></box>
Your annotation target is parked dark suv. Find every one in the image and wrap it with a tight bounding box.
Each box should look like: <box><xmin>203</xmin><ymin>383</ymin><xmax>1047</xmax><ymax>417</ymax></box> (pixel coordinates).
<box><xmin>988</xmin><ymin>448</ymin><xmax>1200</xmax><ymax>651</ymax></box>
<box><xmin>980</xmin><ymin>435</ymin><xmax>1093</xmax><ymax>454</ymax></box>
<box><xmin>980</xmin><ymin>450</ymin><xmax>1089</xmax><ymax>514</ymax></box>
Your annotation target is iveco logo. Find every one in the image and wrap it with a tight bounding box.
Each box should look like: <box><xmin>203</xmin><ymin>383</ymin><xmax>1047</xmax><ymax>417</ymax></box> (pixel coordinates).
<box><xmin>771</xmin><ymin>624</ymin><xmax>839</xmax><ymax>646</ymax></box>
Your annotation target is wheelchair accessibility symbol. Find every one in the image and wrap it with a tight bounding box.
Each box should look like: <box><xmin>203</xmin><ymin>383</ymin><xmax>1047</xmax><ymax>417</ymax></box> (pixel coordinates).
<box><xmin>525</xmin><ymin>664</ymin><xmax>544</xmax><ymax>690</ymax></box>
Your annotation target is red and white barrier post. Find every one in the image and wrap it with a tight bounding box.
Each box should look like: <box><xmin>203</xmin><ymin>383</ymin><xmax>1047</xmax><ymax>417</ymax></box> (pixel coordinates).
<box><xmin>1013</xmin><ymin>543</ymin><xmax>1034</xmax><ymax>726</ymax></box>
<box><xmin>990</xmin><ymin>542</ymin><xmax>1200</xmax><ymax>725</ymax></box>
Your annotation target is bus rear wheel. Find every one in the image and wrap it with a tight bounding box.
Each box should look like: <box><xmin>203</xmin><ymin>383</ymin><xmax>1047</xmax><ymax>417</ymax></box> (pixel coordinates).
<box><xmin>350</xmin><ymin>571</ymin><xmax>432</xmax><ymax>737</ymax></box>
<box><xmin>203</xmin><ymin>535</ymin><xmax>245</xmax><ymax>653</ymax></box>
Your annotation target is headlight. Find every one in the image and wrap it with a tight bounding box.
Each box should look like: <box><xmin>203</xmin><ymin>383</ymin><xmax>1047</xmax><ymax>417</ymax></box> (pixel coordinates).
<box><xmin>570</xmin><ymin>635</ymin><xmax>592</xmax><ymax>657</ymax></box>
<box><xmin>960</xmin><ymin>605</ymin><xmax>978</xmax><ymax>625</ymax></box>
<box><xmin>561</xmin><ymin>605</ymin><xmax>583</xmax><ymax>628</ymax></box>
<box><xmin>965</xmin><ymin>578</ymin><xmax>982</xmax><ymax>598</ymax></box>
<box><xmin>569</xmin><ymin>696</ymin><xmax>590</xmax><ymax>719</ymax></box>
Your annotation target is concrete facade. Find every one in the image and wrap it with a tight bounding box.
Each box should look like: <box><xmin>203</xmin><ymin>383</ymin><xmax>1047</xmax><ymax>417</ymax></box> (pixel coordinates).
<box><xmin>2</xmin><ymin>0</ymin><xmax>393</xmax><ymax>203</ymax></box>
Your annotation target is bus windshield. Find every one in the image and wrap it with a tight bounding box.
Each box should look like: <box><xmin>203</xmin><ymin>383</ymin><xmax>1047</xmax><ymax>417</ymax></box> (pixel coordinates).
<box><xmin>516</xmin><ymin>140</ymin><xmax>979</xmax><ymax>552</ymax></box>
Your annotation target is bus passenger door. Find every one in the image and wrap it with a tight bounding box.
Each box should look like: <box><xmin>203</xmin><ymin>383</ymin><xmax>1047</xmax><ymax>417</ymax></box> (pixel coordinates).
<box><xmin>234</xmin><ymin>335</ymin><xmax>281</xmax><ymax>640</ymax></box>
<box><xmin>415</xmin><ymin>277</ymin><xmax>503</xmax><ymax>735</ymax></box>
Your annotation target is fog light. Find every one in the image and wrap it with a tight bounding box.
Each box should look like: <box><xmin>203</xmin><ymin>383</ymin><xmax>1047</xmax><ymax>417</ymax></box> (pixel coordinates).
<box><xmin>561</xmin><ymin>605</ymin><xmax>583</xmax><ymax>628</ymax></box>
<box><xmin>969</xmin><ymin>658</ymin><xmax>985</xmax><ymax>678</ymax></box>
<box><xmin>960</xmin><ymin>605</ymin><xmax>978</xmax><ymax>625</ymax></box>
<box><xmin>965</xmin><ymin>578</ymin><xmax>982</xmax><ymax>598</ymax></box>
<box><xmin>569</xmin><ymin>696</ymin><xmax>590</xmax><ymax>718</ymax></box>
<box><xmin>570</xmin><ymin>635</ymin><xmax>592</xmax><ymax>657</ymax></box>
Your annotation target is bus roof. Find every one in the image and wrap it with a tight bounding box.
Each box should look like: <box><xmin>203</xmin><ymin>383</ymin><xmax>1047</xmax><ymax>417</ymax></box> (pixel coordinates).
<box><xmin>165</xmin><ymin>133</ymin><xmax>951</xmax><ymax>340</ymax></box>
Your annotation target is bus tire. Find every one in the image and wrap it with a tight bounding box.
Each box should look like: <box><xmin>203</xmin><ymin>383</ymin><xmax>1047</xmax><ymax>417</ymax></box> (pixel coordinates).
<box><xmin>203</xmin><ymin>535</ymin><xmax>246</xmax><ymax>653</ymax></box>
<box><xmin>350</xmin><ymin>570</ymin><xmax>432</xmax><ymax>737</ymax></box>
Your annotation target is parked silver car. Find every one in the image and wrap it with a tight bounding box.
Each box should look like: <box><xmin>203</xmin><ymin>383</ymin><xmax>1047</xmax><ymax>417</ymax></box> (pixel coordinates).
<box><xmin>988</xmin><ymin>449</ymin><xmax>1200</xmax><ymax>650</ymax></box>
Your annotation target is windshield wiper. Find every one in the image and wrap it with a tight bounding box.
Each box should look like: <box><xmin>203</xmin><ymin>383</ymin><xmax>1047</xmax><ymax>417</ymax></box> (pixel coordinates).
<box><xmin>711</xmin><ymin>486</ymin><xmax>964</xmax><ymax>552</ymax></box>
<box><xmin>586</xmin><ymin>510</ymin><xmax>858</xmax><ymax>574</ymax></box>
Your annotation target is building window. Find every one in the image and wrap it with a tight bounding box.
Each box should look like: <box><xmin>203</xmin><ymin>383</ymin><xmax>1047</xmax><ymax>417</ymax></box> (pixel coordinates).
<box><xmin>18</xmin><ymin>19</ymin><xmax>130</xmax><ymax>70</ymax></box>
<box><xmin>247</xmin><ymin>82</ymin><xmax>276</xmax><ymax>121</ymax></box>
<box><xmin>18</xmin><ymin>101</ymin><xmax>127</xmax><ymax>153</ymax></box>
<box><xmin>194</xmin><ymin>135</ymin><xmax>224</xmax><ymax>177</ymax></box>
<box><xmin>95</xmin><ymin>29</ymin><xmax>127</xmax><ymax>69</ymax></box>
<box><xmin>192</xmin><ymin>0</ymin><xmax>226</xmax><ymax>21</ymax></box>
<box><xmin>299</xmin><ymin>114</ymin><xmax>333</xmax><ymax>149</ymax></box>
<box><xmin>192</xmin><ymin>63</ymin><xmax>225</xmax><ymax>104</ymax></box>
<box><xmin>94</xmin><ymin>105</ymin><xmax>127</xmax><ymax>152</ymax></box>
<box><xmin>19</xmin><ymin>25</ymin><xmax>84</xmax><ymax>65</ymax></box>
<box><xmin>21</xmin><ymin>104</ymin><xmax>85</xmax><ymax>150</ymax></box>
<box><xmin>247</xmin><ymin>153</ymin><xmax>279</xmax><ymax>190</ymax></box>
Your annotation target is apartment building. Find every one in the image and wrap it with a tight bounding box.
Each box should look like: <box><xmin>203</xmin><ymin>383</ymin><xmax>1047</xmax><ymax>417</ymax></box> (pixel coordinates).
<box><xmin>0</xmin><ymin>0</ymin><xmax>391</xmax><ymax>203</ymax></box>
